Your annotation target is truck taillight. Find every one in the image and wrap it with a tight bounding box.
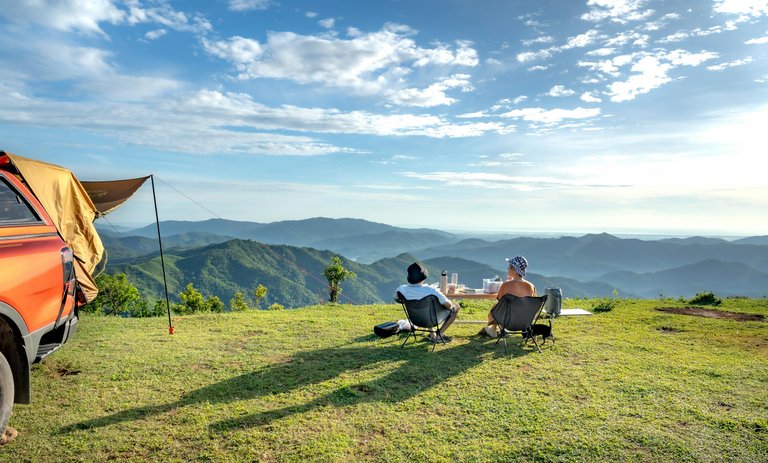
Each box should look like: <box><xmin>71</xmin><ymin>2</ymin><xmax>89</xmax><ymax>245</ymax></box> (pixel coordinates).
<box><xmin>61</xmin><ymin>247</ymin><xmax>75</xmax><ymax>283</ymax></box>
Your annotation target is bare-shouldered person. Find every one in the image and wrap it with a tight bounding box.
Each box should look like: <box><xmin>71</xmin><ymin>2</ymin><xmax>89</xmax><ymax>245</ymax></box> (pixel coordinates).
<box><xmin>483</xmin><ymin>255</ymin><xmax>535</xmax><ymax>334</ymax></box>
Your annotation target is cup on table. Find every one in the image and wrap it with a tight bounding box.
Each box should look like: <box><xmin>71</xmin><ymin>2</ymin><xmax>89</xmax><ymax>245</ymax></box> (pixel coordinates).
<box><xmin>447</xmin><ymin>283</ymin><xmax>456</xmax><ymax>293</ymax></box>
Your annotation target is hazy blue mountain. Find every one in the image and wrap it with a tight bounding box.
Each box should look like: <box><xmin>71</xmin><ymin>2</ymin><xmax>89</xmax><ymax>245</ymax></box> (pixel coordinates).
<box><xmin>126</xmin><ymin>218</ymin><xmax>260</xmax><ymax>238</ymax></box>
<box><xmin>659</xmin><ymin>236</ymin><xmax>729</xmax><ymax>245</ymax></box>
<box><xmin>416</xmin><ymin>233</ymin><xmax>768</xmax><ymax>280</ymax></box>
<box><xmin>733</xmin><ymin>236</ymin><xmax>768</xmax><ymax>245</ymax></box>
<box><xmin>311</xmin><ymin>229</ymin><xmax>457</xmax><ymax>263</ymax></box>
<box><xmin>598</xmin><ymin>259</ymin><xmax>768</xmax><ymax>298</ymax></box>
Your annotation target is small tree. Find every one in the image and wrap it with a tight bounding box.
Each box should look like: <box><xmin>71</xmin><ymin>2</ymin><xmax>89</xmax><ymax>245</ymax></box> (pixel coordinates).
<box><xmin>90</xmin><ymin>273</ymin><xmax>147</xmax><ymax>316</ymax></box>
<box><xmin>207</xmin><ymin>295</ymin><xmax>225</xmax><ymax>313</ymax></box>
<box><xmin>230</xmin><ymin>290</ymin><xmax>251</xmax><ymax>311</ymax></box>
<box><xmin>178</xmin><ymin>283</ymin><xmax>207</xmax><ymax>314</ymax></box>
<box><xmin>323</xmin><ymin>256</ymin><xmax>356</xmax><ymax>303</ymax></box>
<box><xmin>252</xmin><ymin>284</ymin><xmax>268</xmax><ymax>309</ymax></box>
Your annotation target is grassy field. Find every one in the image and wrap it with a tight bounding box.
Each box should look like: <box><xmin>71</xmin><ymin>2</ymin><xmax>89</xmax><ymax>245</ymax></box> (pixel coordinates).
<box><xmin>2</xmin><ymin>298</ymin><xmax>767</xmax><ymax>462</ymax></box>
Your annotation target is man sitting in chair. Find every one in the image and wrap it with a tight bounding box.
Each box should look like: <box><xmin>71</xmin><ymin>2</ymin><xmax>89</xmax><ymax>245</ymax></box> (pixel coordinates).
<box><xmin>396</xmin><ymin>262</ymin><xmax>460</xmax><ymax>342</ymax></box>
<box><xmin>482</xmin><ymin>255</ymin><xmax>536</xmax><ymax>337</ymax></box>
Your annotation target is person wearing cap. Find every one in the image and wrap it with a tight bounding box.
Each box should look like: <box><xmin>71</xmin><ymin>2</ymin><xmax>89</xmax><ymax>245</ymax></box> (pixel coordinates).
<box><xmin>481</xmin><ymin>255</ymin><xmax>536</xmax><ymax>337</ymax></box>
<box><xmin>395</xmin><ymin>262</ymin><xmax>460</xmax><ymax>342</ymax></box>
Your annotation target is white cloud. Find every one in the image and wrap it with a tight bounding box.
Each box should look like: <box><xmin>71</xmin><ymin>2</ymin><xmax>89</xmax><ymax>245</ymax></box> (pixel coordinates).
<box><xmin>305</xmin><ymin>11</ymin><xmax>318</xmax><ymax>18</ymax></box>
<box><xmin>400</xmin><ymin>171</ymin><xmax>620</xmax><ymax>190</ymax></box>
<box><xmin>707</xmin><ymin>57</ymin><xmax>754</xmax><ymax>71</ymax></box>
<box><xmin>581</xmin><ymin>0</ymin><xmax>655</xmax><ymax>24</ymax></box>
<box><xmin>604</xmin><ymin>31</ymin><xmax>649</xmax><ymax>47</ymax></box>
<box><xmin>518</xmin><ymin>30</ymin><xmax>602</xmax><ymax>63</ymax></box>
<box><xmin>0</xmin><ymin>0</ymin><xmax>124</xmax><ymax>35</ymax></box>
<box><xmin>318</xmin><ymin>18</ymin><xmax>335</xmax><ymax>29</ymax></box>
<box><xmin>580</xmin><ymin>91</ymin><xmax>602</xmax><ymax>103</ymax></box>
<box><xmin>528</xmin><ymin>64</ymin><xmax>550</xmax><ymax>71</ymax></box>
<box><xmin>607</xmin><ymin>50</ymin><xmax>718</xmax><ymax>102</ymax></box>
<box><xmin>713</xmin><ymin>0</ymin><xmax>768</xmax><ymax>17</ymax></box>
<box><xmin>145</xmin><ymin>29</ymin><xmax>167</xmax><ymax>41</ymax></box>
<box><xmin>202</xmin><ymin>36</ymin><xmax>263</xmax><ymax>63</ymax></box>
<box><xmin>563</xmin><ymin>30</ymin><xmax>602</xmax><ymax>49</ymax></box>
<box><xmin>522</xmin><ymin>36</ymin><xmax>555</xmax><ymax>46</ymax></box>
<box><xmin>659</xmin><ymin>23</ymin><xmax>740</xmax><ymax>44</ymax></box>
<box><xmin>746</xmin><ymin>36</ymin><xmax>768</xmax><ymax>44</ymax></box>
<box><xmin>0</xmin><ymin>0</ymin><xmax>211</xmax><ymax>36</ymax></box>
<box><xmin>389</xmin><ymin>74</ymin><xmax>473</xmax><ymax>107</ymax></box>
<box><xmin>586</xmin><ymin>47</ymin><xmax>617</xmax><ymax>57</ymax></box>
<box><xmin>456</xmin><ymin>111</ymin><xmax>487</xmax><ymax>119</ymax></box>
<box><xmin>548</xmin><ymin>85</ymin><xmax>575</xmax><ymax>97</ymax></box>
<box><xmin>0</xmin><ymin>87</ymin><xmax>517</xmax><ymax>157</ymax></box>
<box><xmin>500</xmin><ymin>107</ymin><xmax>601</xmax><ymax>124</ymax></box>
<box><xmin>202</xmin><ymin>24</ymin><xmax>479</xmax><ymax>107</ymax></box>
<box><xmin>228</xmin><ymin>0</ymin><xmax>271</xmax><ymax>12</ymax></box>
<box><xmin>642</xmin><ymin>13</ymin><xmax>680</xmax><ymax>31</ymax></box>
<box><xmin>517</xmin><ymin>49</ymin><xmax>553</xmax><ymax>62</ymax></box>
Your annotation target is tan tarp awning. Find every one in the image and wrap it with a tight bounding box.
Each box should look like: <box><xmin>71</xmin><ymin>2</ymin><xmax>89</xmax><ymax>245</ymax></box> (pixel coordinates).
<box><xmin>81</xmin><ymin>177</ymin><xmax>150</xmax><ymax>217</ymax></box>
<box><xmin>4</xmin><ymin>153</ymin><xmax>103</xmax><ymax>302</ymax></box>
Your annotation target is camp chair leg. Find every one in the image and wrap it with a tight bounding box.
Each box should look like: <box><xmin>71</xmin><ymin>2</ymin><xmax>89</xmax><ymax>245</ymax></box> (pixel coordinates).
<box><xmin>401</xmin><ymin>330</ymin><xmax>414</xmax><ymax>348</ymax></box>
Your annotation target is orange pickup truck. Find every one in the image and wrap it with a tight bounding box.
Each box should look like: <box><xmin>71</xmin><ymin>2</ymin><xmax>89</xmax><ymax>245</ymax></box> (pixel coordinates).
<box><xmin>0</xmin><ymin>164</ymin><xmax>86</xmax><ymax>441</ymax></box>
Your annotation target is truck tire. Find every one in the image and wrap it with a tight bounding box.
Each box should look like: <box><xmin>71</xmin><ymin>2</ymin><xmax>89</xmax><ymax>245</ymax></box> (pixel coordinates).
<box><xmin>0</xmin><ymin>351</ymin><xmax>13</xmax><ymax>435</ymax></box>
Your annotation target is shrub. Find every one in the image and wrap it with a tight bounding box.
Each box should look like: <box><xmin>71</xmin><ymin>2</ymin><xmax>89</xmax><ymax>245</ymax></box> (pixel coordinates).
<box><xmin>266</xmin><ymin>303</ymin><xmax>285</xmax><ymax>311</ymax></box>
<box><xmin>592</xmin><ymin>290</ymin><xmax>619</xmax><ymax>313</ymax></box>
<box><xmin>688</xmin><ymin>291</ymin><xmax>722</xmax><ymax>306</ymax></box>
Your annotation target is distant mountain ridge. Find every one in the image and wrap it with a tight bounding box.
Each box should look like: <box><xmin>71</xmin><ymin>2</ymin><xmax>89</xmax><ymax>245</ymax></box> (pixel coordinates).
<box><xmin>116</xmin><ymin>217</ymin><xmax>457</xmax><ymax>263</ymax></box>
<box><xmin>99</xmin><ymin>218</ymin><xmax>768</xmax><ymax>301</ymax></box>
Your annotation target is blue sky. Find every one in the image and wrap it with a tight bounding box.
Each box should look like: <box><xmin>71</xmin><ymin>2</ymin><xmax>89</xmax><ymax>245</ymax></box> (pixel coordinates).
<box><xmin>1</xmin><ymin>0</ymin><xmax>766</xmax><ymax>236</ymax></box>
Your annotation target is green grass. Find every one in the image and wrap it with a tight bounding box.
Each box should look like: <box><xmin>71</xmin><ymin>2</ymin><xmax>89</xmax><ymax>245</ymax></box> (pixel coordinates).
<box><xmin>3</xmin><ymin>298</ymin><xmax>767</xmax><ymax>462</ymax></box>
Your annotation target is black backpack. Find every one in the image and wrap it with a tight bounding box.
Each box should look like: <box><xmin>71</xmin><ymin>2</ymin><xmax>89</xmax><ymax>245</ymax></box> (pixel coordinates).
<box><xmin>373</xmin><ymin>321</ymin><xmax>400</xmax><ymax>338</ymax></box>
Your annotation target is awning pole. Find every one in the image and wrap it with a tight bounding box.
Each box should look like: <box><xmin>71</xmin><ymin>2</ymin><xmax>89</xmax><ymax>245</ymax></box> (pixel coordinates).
<box><xmin>150</xmin><ymin>175</ymin><xmax>174</xmax><ymax>335</ymax></box>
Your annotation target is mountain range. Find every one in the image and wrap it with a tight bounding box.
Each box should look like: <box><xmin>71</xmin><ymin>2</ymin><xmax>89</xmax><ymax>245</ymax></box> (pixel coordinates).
<box><xmin>97</xmin><ymin>217</ymin><xmax>768</xmax><ymax>305</ymax></box>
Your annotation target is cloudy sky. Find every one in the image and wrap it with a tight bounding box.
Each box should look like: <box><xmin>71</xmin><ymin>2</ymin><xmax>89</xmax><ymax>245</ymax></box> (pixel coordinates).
<box><xmin>1</xmin><ymin>0</ymin><xmax>766</xmax><ymax>236</ymax></box>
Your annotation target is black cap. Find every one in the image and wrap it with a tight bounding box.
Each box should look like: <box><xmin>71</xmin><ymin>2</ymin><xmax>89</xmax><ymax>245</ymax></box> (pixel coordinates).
<box><xmin>407</xmin><ymin>262</ymin><xmax>428</xmax><ymax>284</ymax></box>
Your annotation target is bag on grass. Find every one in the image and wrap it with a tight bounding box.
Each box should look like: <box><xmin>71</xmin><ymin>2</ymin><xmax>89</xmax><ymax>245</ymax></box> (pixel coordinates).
<box><xmin>373</xmin><ymin>321</ymin><xmax>400</xmax><ymax>338</ymax></box>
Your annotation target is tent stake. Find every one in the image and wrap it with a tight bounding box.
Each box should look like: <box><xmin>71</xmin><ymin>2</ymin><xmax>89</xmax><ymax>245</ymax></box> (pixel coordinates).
<box><xmin>150</xmin><ymin>175</ymin><xmax>173</xmax><ymax>334</ymax></box>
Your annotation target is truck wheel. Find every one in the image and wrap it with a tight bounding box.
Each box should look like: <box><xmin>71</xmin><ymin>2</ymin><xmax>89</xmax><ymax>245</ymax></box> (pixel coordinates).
<box><xmin>0</xmin><ymin>352</ymin><xmax>13</xmax><ymax>436</ymax></box>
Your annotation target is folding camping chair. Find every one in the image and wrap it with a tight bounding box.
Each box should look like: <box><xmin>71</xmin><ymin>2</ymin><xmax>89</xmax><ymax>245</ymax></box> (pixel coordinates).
<box><xmin>489</xmin><ymin>294</ymin><xmax>549</xmax><ymax>354</ymax></box>
<box><xmin>395</xmin><ymin>291</ymin><xmax>453</xmax><ymax>351</ymax></box>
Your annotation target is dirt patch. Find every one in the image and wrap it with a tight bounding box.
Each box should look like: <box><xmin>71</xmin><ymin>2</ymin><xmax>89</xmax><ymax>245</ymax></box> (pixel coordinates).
<box><xmin>50</xmin><ymin>366</ymin><xmax>81</xmax><ymax>378</ymax></box>
<box><xmin>658</xmin><ymin>326</ymin><xmax>684</xmax><ymax>333</ymax></box>
<box><xmin>656</xmin><ymin>307</ymin><xmax>765</xmax><ymax>322</ymax></box>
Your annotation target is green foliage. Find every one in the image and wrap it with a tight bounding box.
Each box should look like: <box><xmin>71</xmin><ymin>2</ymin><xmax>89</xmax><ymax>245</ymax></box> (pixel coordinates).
<box><xmin>688</xmin><ymin>291</ymin><xmax>722</xmax><ymax>306</ymax></box>
<box><xmin>177</xmin><ymin>283</ymin><xmax>225</xmax><ymax>314</ymax></box>
<box><xmin>252</xmin><ymin>284</ymin><xmax>268</xmax><ymax>309</ymax></box>
<box><xmin>229</xmin><ymin>290</ymin><xmax>251</xmax><ymax>311</ymax></box>
<box><xmin>88</xmin><ymin>273</ymin><xmax>148</xmax><ymax>317</ymax></box>
<box><xmin>207</xmin><ymin>295</ymin><xmax>225</xmax><ymax>313</ymax></box>
<box><xmin>266</xmin><ymin>303</ymin><xmax>285</xmax><ymax>311</ymax></box>
<box><xmin>323</xmin><ymin>256</ymin><xmax>356</xmax><ymax>303</ymax></box>
<box><xmin>178</xmin><ymin>283</ymin><xmax>207</xmax><ymax>314</ymax></box>
<box><xmin>592</xmin><ymin>289</ymin><xmax>620</xmax><ymax>313</ymax></box>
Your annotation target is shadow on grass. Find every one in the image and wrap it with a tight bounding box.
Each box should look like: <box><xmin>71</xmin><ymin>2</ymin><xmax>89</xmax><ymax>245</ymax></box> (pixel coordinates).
<box><xmin>60</xmin><ymin>334</ymin><xmax>534</xmax><ymax>433</ymax></box>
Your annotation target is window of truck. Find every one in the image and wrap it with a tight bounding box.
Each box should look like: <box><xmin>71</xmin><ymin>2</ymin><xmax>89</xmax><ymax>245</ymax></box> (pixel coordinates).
<box><xmin>0</xmin><ymin>176</ymin><xmax>42</xmax><ymax>225</ymax></box>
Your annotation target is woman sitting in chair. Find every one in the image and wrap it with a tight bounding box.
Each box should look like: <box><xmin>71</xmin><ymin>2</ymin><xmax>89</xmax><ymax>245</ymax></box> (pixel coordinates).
<box><xmin>482</xmin><ymin>255</ymin><xmax>535</xmax><ymax>337</ymax></box>
<box><xmin>395</xmin><ymin>262</ymin><xmax>460</xmax><ymax>342</ymax></box>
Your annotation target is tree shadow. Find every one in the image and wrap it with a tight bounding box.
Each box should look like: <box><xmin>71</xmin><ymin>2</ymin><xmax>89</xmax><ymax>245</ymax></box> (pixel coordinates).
<box><xmin>60</xmin><ymin>334</ymin><xmax>533</xmax><ymax>433</ymax></box>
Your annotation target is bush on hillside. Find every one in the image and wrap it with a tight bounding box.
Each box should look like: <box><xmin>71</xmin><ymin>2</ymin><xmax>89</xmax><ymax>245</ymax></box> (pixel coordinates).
<box><xmin>688</xmin><ymin>291</ymin><xmax>722</xmax><ymax>306</ymax></box>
